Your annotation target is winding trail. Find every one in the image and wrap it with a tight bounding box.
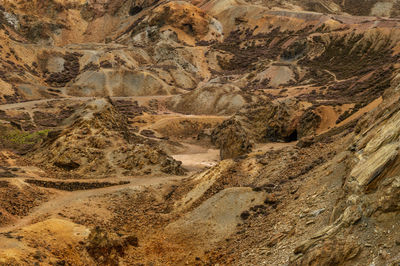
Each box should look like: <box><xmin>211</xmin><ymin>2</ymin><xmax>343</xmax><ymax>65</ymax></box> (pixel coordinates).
<box><xmin>0</xmin><ymin>142</ymin><xmax>223</xmax><ymax>234</ymax></box>
<box><xmin>0</xmin><ymin>175</ymin><xmax>184</xmax><ymax>233</ymax></box>
<box><xmin>0</xmin><ymin>95</ymin><xmax>177</xmax><ymax>111</ymax></box>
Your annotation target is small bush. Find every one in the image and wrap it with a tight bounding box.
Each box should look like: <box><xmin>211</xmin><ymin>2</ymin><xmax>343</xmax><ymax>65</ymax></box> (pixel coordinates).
<box><xmin>0</xmin><ymin>125</ymin><xmax>50</xmax><ymax>151</ymax></box>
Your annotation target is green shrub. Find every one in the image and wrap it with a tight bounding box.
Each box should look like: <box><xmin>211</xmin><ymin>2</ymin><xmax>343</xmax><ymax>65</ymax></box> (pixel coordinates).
<box><xmin>0</xmin><ymin>126</ymin><xmax>50</xmax><ymax>151</ymax></box>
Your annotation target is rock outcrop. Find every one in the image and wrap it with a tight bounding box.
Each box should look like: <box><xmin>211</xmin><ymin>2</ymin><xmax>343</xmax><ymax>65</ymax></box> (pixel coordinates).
<box><xmin>212</xmin><ymin>99</ymin><xmax>322</xmax><ymax>158</ymax></box>
<box><xmin>289</xmin><ymin>83</ymin><xmax>400</xmax><ymax>265</ymax></box>
<box><xmin>211</xmin><ymin>119</ymin><xmax>253</xmax><ymax>159</ymax></box>
<box><xmin>31</xmin><ymin>98</ymin><xmax>185</xmax><ymax>178</ymax></box>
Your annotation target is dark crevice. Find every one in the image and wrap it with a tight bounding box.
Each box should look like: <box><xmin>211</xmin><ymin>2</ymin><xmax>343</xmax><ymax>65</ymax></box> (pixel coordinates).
<box><xmin>285</xmin><ymin>130</ymin><xmax>298</xmax><ymax>142</ymax></box>
<box><xmin>182</xmin><ymin>23</ymin><xmax>194</xmax><ymax>34</ymax></box>
<box><xmin>129</xmin><ymin>6</ymin><xmax>143</xmax><ymax>16</ymax></box>
<box><xmin>54</xmin><ymin>161</ymin><xmax>80</xmax><ymax>171</ymax></box>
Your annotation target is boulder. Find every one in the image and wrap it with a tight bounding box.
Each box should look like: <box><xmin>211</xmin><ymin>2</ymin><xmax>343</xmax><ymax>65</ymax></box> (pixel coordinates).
<box><xmin>211</xmin><ymin>119</ymin><xmax>253</xmax><ymax>160</ymax></box>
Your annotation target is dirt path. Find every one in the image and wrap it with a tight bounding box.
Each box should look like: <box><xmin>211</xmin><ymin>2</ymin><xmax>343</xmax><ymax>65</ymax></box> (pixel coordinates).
<box><xmin>0</xmin><ymin>95</ymin><xmax>179</xmax><ymax>111</ymax></box>
<box><xmin>0</xmin><ymin>175</ymin><xmax>183</xmax><ymax>233</ymax></box>
<box><xmin>0</xmin><ymin>97</ymin><xmax>91</xmax><ymax>111</ymax></box>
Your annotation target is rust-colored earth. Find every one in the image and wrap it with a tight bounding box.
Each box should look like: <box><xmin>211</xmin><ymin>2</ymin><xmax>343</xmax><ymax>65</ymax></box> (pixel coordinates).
<box><xmin>0</xmin><ymin>0</ymin><xmax>400</xmax><ymax>265</ymax></box>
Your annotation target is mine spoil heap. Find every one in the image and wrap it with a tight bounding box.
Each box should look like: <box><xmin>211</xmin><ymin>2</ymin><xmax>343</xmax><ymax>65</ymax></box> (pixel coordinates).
<box><xmin>0</xmin><ymin>0</ymin><xmax>399</xmax><ymax>265</ymax></box>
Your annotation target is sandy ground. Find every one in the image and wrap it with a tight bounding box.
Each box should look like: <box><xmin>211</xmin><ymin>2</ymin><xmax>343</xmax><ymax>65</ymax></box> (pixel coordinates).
<box><xmin>338</xmin><ymin>96</ymin><xmax>383</xmax><ymax>127</ymax></box>
<box><xmin>172</xmin><ymin>145</ymin><xmax>220</xmax><ymax>171</ymax></box>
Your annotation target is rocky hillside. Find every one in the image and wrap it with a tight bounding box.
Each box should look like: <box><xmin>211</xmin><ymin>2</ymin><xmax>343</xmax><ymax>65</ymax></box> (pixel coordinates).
<box><xmin>0</xmin><ymin>0</ymin><xmax>399</xmax><ymax>265</ymax></box>
<box><xmin>31</xmin><ymin>98</ymin><xmax>185</xmax><ymax>178</ymax></box>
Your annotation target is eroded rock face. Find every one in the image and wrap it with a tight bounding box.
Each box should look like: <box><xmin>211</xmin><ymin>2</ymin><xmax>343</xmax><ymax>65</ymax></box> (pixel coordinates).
<box><xmin>210</xmin><ymin>99</ymin><xmax>323</xmax><ymax>158</ymax></box>
<box><xmin>297</xmin><ymin>108</ymin><xmax>322</xmax><ymax>139</ymax></box>
<box><xmin>31</xmin><ymin>99</ymin><xmax>185</xmax><ymax>178</ymax></box>
<box><xmin>233</xmin><ymin>99</ymin><xmax>302</xmax><ymax>142</ymax></box>
<box><xmin>220</xmin><ymin>0</ymin><xmax>400</xmax><ymax>17</ymax></box>
<box><xmin>211</xmin><ymin>119</ymin><xmax>253</xmax><ymax>160</ymax></box>
<box><xmin>70</xmin><ymin>69</ymin><xmax>176</xmax><ymax>97</ymax></box>
<box><xmin>168</xmin><ymin>84</ymin><xmax>248</xmax><ymax>115</ymax></box>
<box><xmin>290</xmin><ymin>86</ymin><xmax>400</xmax><ymax>265</ymax></box>
<box><xmin>215</xmin><ymin>99</ymin><xmax>322</xmax><ymax>145</ymax></box>
<box><xmin>290</xmin><ymin>238</ymin><xmax>360</xmax><ymax>266</ymax></box>
<box><xmin>351</xmin><ymin>93</ymin><xmax>400</xmax><ymax>188</ymax></box>
<box><xmin>258</xmin><ymin>99</ymin><xmax>302</xmax><ymax>142</ymax></box>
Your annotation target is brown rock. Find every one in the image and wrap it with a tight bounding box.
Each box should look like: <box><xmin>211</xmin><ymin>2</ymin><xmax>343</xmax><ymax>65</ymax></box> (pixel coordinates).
<box><xmin>211</xmin><ymin>119</ymin><xmax>253</xmax><ymax>160</ymax></box>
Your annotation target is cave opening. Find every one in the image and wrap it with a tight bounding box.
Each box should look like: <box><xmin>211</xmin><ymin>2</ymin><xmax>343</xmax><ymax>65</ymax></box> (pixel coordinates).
<box><xmin>129</xmin><ymin>6</ymin><xmax>143</xmax><ymax>16</ymax></box>
<box><xmin>285</xmin><ymin>129</ymin><xmax>298</xmax><ymax>142</ymax></box>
